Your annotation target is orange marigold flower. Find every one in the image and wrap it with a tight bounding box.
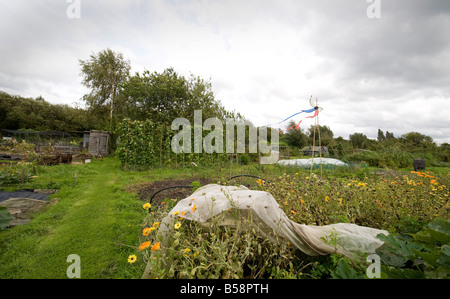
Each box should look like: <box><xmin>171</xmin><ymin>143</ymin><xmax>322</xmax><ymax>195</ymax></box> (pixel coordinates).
<box><xmin>192</xmin><ymin>204</ymin><xmax>197</xmax><ymax>213</ymax></box>
<box><xmin>139</xmin><ymin>241</ymin><xmax>151</xmax><ymax>251</ymax></box>
<box><xmin>151</xmin><ymin>242</ymin><xmax>160</xmax><ymax>251</ymax></box>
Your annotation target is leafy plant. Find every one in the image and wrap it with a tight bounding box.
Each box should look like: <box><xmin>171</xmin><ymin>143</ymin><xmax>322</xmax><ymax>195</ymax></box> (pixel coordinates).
<box><xmin>376</xmin><ymin>217</ymin><xmax>450</xmax><ymax>279</ymax></box>
<box><xmin>139</xmin><ymin>207</ymin><xmax>301</xmax><ymax>279</ymax></box>
<box><xmin>190</xmin><ymin>180</ymin><xmax>202</xmax><ymax>192</ymax></box>
<box><xmin>0</xmin><ymin>207</ymin><xmax>12</xmax><ymax>230</ymax></box>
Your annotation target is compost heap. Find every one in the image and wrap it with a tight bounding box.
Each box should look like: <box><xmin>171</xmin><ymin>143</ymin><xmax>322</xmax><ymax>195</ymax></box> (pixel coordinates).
<box><xmin>142</xmin><ymin>184</ymin><xmax>388</xmax><ymax>278</ymax></box>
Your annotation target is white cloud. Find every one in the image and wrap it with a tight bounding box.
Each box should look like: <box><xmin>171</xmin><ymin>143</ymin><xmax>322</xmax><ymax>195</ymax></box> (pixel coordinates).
<box><xmin>0</xmin><ymin>0</ymin><xmax>449</xmax><ymax>144</ymax></box>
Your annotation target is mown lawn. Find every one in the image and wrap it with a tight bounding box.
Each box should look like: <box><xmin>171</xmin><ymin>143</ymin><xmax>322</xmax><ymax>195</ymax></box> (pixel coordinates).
<box><xmin>0</xmin><ymin>158</ymin><xmax>149</xmax><ymax>278</ymax></box>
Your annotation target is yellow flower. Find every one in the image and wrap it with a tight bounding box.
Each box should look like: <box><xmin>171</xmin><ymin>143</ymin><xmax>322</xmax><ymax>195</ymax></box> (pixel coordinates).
<box><xmin>291</xmin><ymin>210</ymin><xmax>297</xmax><ymax>215</ymax></box>
<box><xmin>151</xmin><ymin>242</ymin><xmax>160</xmax><ymax>251</ymax></box>
<box><xmin>194</xmin><ymin>251</ymin><xmax>200</xmax><ymax>257</ymax></box>
<box><xmin>143</xmin><ymin>203</ymin><xmax>151</xmax><ymax>210</ymax></box>
<box><xmin>325</xmin><ymin>196</ymin><xmax>329</xmax><ymax>202</ymax></box>
<box><xmin>301</xmin><ymin>199</ymin><xmax>305</xmax><ymax>204</ymax></box>
<box><xmin>174</xmin><ymin>222</ymin><xmax>181</xmax><ymax>229</ymax></box>
<box><xmin>339</xmin><ymin>198</ymin><xmax>343</xmax><ymax>205</ymax></box>
<box><xmin>127</xmin><ymin>255</ymin><xmax>137</xmax><ymax>264</ymax></box>
<box><xmin>152</xmin><ymin>222</ymin><xmax>160</xmax><ymax>228</ymax></box>
<box><xmin>184</xmin><ymin>248</ymin><xmax>191</xmax><ymax>253</ymax></box>
<box><xmin>172</xmin><ymin>210</ymin><xmax>179</xmax><ymax>216</ymax></box>
<box><xmin>256</xmin><ymin>179</ymin><xmax>265</xmax><ymax>186</ymax></box>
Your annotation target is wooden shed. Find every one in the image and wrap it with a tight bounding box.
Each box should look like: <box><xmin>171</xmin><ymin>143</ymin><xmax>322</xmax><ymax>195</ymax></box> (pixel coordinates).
<box><xmin>88</xmin><ymin>130</ymin><xmax>110</xmax><ymax>156</ymax></box>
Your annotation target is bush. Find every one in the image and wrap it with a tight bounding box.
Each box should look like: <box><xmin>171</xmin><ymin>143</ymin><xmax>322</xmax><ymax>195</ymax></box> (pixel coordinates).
<box><xmin>239</xmin><ymin>154</ymin><xmax>250</xmax><ymax>165</ymax></box>
<box><xmin>343</xmin><ymin>149</ymin><xmax>414</xmax><ymax>169</ymax></box>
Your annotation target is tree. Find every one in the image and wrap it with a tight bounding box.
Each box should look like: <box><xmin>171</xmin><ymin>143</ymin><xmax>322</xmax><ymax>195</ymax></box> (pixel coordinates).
<box><xmin>307</xmin><ymin>125</ymin><xmax>334</xmax><ymax>146</ymax></box>
<box><xmin>400</xmin><ymin>132</ymin><xmax>435</xmax><ymax>151</ymax></box>
<box><xmin>385</xmin><ymin>131</ymin><xmax>395</xmax><ymax>140</ymax></box>
<box><xmin>121</xmin><ymin>68</ymin><xmax>233</xmax><ymax>124</ymax></box>
<box><xmin>79</xmin><ymin>49</ymin><xmax>131</xmax><ymax>130</ymax></box>
<box><xmin>283</xmin><ymin>121</ymin><xmax>307</xmax><ymax>148</ymax></box>
<box><xmin>377</xmin><ymin>129</ymin><xmax>385</xmax><ymax>142</ymax></box>
<box><xmin>349</xmin><ymin>132</ymin><xmax>369</xmax><ymax>148</ymax></box>
<box><xmin>0</xmin><ymin>91</ymin><xmax>92</xmax><ymax>132</ymax></box>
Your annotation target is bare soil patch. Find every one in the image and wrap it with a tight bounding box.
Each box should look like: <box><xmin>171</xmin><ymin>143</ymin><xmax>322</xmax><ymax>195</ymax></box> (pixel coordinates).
<box><xmin>138</xmin><ymin>178</ymin><xmax>212</xmax><ymax>205</ymax></box>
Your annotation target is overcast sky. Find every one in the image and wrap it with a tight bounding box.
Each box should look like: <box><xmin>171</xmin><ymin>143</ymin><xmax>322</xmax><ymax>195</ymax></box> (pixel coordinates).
<box><xmin>1</xmin><ymin>0</ymin><xmax>449</xmax><ymax>144</ymax></box>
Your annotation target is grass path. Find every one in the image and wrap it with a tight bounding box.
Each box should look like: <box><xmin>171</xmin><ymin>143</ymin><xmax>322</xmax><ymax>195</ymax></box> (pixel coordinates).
<box><xmin>0</xmin><ymin>158</ymin><xmax>146</xmax><ymax>278</ymax></box>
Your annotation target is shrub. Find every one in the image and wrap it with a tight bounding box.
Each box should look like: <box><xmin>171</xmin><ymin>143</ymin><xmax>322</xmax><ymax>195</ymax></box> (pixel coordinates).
<box><xmin>343</xmin><ymin>149</ymin><xmax>414</xmax><ymax>169</ymax></box>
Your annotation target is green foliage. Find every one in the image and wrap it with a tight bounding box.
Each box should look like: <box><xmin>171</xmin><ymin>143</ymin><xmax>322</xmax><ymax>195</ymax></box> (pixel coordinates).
<box><xmin>0</xmin><ymin>91</ymin><xmax>93</xmax><ymax>132</ymax></box>
<box><xmin>115</xmin><ymin>119</ymin><xmax>159</xmax><ymax>168</ymax></box>
<box><xmin>282</xmin><ymin>121</ymin><xmax>308</xmax><ymax>148</ymax></box>
<box><xmin>376</xmin><ymin>217</ymin><xmax>450</xmax><ymax>279</ymax></box>
<box><xmin>349</xmin><ymin>132</ymin><xmax>369</xmax><ymax>148</ymax></box>
<box><xmin>265</xmin><ymin>169</ymin><xmax>448</xmax><ymax>230</ymax></box>
<box><xmin>343</xmin><ymin>148</ymin><xmax>414</xmax><ymax>168</ymax></box>
<box><xmin>0</xmin><ymin>207</ymin><xmax>12</xmax><ymax>230</ymax></box>
<box><xmin>115</xmin><ymin>118</ymin><xmax>233</xmax><ymax>169</ymax></box>
<box><xmin>190</xmin><ymin>180</ymin><xmax>202</xmax><ymax>192</ymax></box>
<box><xmin>0</xmin><ymin>161</ymin><xmax>34</xmax><ymax>186</ymax></box>
<box><xmin>330</xmin><ymin>257</ymin><xmax>366</xmax><ymax>279</ymax></box>
<box><xmin>79</xmin><ymin>48</ymin><xmax>131</xmax><ymax>130</ymax></box>
<box><xmin>140</xmin><ymin>212</ymin><xmax>300</xmax><ymax>279</ymax></box>
<box><xmin>239</xmin><ymin>153</ymin><xmax>250</xmax><ymax>165</ymax></box>
<box><xmin>121</xmin><ymin>68</ymin><xmax>232</xmax><ymax>125</ymax></box>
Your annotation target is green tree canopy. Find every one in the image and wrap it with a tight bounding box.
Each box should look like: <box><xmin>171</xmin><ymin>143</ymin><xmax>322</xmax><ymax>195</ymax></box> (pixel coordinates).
<box><xmin>349</xmin><ymin>132</ymin><xmax>369</xmax><ymax>149</ymax></box>
<box><xmin>121</xmin><ymin>68</ymin><xmax>234</xmax><ymax>124</ymax></box>
<box><xmin>79</xmin><ymin>49</ymin><xmax>131</xmax><ymax>130</ymax></box>
<box><xmin>282</xmin><ymin>121</ymin><xmax>307</xmax><ymax>148</ymax></box>
<box><xmin>307</xmin><ymin>125</ymin><xmax>334</xmax><ymax>146</ymax></box>
<box><xmin>0</xmin><ymin>91</ymin><xmax>92</xmax><ymax>132</ymax></box>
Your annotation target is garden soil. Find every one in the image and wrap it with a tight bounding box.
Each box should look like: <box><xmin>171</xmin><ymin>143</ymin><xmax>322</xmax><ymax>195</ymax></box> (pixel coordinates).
<box><xmin>138</xmin><ymin>178</ymin><xmax>211</xmax><ymax>205</ymax></box>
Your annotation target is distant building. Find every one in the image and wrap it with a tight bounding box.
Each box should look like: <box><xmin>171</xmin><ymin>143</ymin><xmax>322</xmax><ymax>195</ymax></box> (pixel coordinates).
<box><xmin>87</xmin><ymin>130</ymin><xmax>110</xmax><ymax>157</ymax></box>
<box><xmin>302</xmin><ymin>146</ymin><xmax>329</xmax><ymax>157</ymax></box>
